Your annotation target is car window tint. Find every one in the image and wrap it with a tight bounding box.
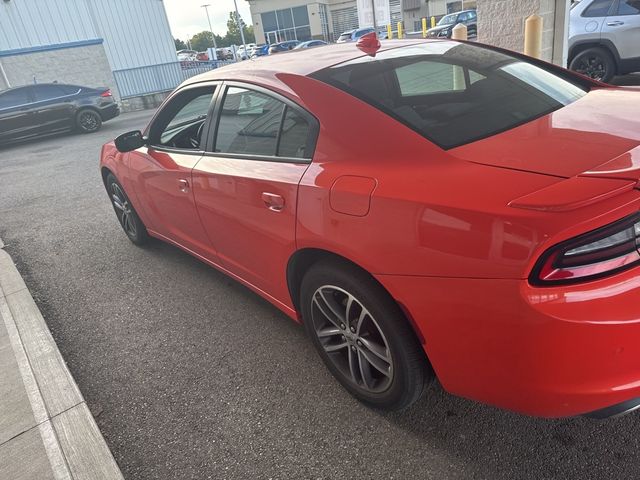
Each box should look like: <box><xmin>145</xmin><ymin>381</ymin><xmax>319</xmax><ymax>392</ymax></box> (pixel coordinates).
<box><xmin>311</xmin><ymin>42</ymin><xmax>588</xmax><ymax>149</ymax></box>
<box><xmin>396</xmin><ymin>61</ymin><xmax>466</xmax><ymax>95</ymax></box>
<box><xmin>583</xmin><ymin>0</ymin><xmax>613</xmax><ymax>16</ymax></box>
<box><xmin>215</xmin><ymin>87</ymin><xmax>284</xmax><ymax>156</ymax></box>
<box><xmin>33</xmin><ymin>85</ymin><xmax>71</xmax><ymax>101</ymax></box>
<box><xmin>151</xmin><ymin>86</ymin><xmax>215</xmax><ymax>149</ymax></box>
<box><xmin>0</xmin><ymin>88</ymin><xmax>30</xmax><ymax>109</ymax></box>
<box><xmin>278</xmin><ymin>107</ymin><xmax>311</xmax><ymax>158</ymax></box>
<box><xmin>616</xmin><ymin>0</ymin><xmax>640</xmax><ymax>15</ymax></box>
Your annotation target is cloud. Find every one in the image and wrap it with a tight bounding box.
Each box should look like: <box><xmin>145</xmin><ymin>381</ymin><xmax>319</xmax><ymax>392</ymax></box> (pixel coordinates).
<box><xmin>163</xmin><ymin>0</ymin><xmax>252</xmax><ymax>40</ymax></box>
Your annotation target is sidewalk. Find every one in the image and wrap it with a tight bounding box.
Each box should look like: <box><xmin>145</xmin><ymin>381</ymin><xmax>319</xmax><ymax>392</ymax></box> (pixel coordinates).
<box><xmin>0</xmin><ymin>237</ymin><xmax>123</xmax><ymax>480</ymax></box>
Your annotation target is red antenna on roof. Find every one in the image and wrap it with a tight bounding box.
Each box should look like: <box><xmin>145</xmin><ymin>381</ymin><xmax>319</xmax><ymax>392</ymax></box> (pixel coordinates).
<box><xmin>356</xmin><ymin>32</ymin><xmax>381</xmax><ymax>57</ymax></box>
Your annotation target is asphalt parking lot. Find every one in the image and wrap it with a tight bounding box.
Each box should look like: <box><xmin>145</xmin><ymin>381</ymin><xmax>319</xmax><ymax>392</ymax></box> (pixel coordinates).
<box><xmin>1</xmin><ymin>104</ymin><xmax>640</xmax><ymax>480</ymax></box>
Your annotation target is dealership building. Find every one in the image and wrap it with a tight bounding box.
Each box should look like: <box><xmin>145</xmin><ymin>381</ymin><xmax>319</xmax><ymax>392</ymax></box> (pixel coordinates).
<box><xmin>248</xmin><ymin>0</ymin><xmax>478</xmax><ymax>43</ymax></box>
<box><xmin>0</xmin><ymin>0</ymin><xmax>178</xmax><ymax>105</ymax></box>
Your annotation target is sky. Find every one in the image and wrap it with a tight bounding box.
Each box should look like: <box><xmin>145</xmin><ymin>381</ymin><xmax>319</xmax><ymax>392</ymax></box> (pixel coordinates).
<box><xmin>163</xmin><ymin>0</ymin><xmax>253</xmax><ymax>41</ymax></box>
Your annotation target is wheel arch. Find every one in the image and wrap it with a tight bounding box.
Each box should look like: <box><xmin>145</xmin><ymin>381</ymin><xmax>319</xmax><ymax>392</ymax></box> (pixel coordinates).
<box><xmin>568</xmin><ymin>39</ymin><xmax>621</xmax><ymax>72</ymax></box>
<box><xmin>286</xmin><ymin>248</ymin><xmax>427</xmax><ymax>346</ymax></box>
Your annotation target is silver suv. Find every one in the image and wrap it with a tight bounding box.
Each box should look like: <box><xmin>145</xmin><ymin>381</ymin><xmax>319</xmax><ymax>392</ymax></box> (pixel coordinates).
<box><xmin>569</xmin><ymin>0</ymin><xmax>640</xmax><ymax>82</ymax></box>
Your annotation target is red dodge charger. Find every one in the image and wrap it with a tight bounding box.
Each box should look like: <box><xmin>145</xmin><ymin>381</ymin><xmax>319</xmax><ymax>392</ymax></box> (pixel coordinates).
<box><xmin>100</xmin><ymin>38</ymin><xmax>640</xmax><ymax>418</ymax></box>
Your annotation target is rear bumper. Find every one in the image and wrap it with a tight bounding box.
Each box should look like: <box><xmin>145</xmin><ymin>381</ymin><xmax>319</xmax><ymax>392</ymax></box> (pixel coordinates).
<box><xmin>99</xmin><ymin>103</ymin><xmax>120</xmax><ymax>122</ymax></box>
<box><xmin>376</xmin><ymin>267</ymin><xmax>640</xmax><ymax>418</ymax></box>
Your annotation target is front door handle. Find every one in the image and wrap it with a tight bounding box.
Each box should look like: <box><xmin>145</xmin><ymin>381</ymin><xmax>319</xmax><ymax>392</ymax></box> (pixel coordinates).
<box><xmin>178</xmin><ymin>179</ymin><xmax>190</xmax><ymax>193</ymax></box>
<box><xmin>607</xmin><ymin>21</ymin><xmax>624</xmax><ymax>26</ymax></box>
<box><xmin>262</xmin><ymin>192</ymin><xmax>285</xmax><ymax>212</ymax></box>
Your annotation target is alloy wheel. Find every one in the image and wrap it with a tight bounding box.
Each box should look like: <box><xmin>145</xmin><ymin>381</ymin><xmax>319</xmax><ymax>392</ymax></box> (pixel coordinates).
<box><xmin>574</xmin><ymin>55</ymin><xmax>607</xmax><ymax>81</ymax></box>
<box><xmin>310</xmin><ymin>285</ymin><xmax>394</xmax><ymax>393</ymax></box>
<box><xmin>110</xmin><ymin>182</ymin><xmax>137</xmax><ymax>237</ymax></box>
<box><xmin>80</xmin><ymin>111</ymin><xmax>99</xmax><ymax>131</ymax></box>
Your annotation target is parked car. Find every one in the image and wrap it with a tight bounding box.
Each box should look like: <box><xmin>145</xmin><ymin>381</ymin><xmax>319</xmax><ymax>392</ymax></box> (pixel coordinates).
<box><xmin>569</xmin><ymin>0</ymin><xmax>640</xmax><ymax>82</ymax></box>
<box><xmin>103</xmin><ymin>39</ymin><xmax>640</xmax><ymax>419</ymax></box>
<box><xmin>196</xmin><ymin>51</ymin><xmax>209</xmax><ymax>61</ymax></box>
<box><xmin>216</xmin><ymin>48</ymin><xmax>234</xmax><ymax>60</ymax></box>
<box><xmin>268</xmin><ymin>40</ymin><xmax>300</xmax><ymax>54</ymax></box>
<box><xmin>251</xmin><ymin>44</ymin><xmax>270</xmax><ymax>58</ymax></box>
<box><xmin>336</xmin><ymin>27</ymin><xmax>375</xmax><ymax>43</ymax></box>
<box><xmin>236</xmin><ymin>43</ymin><xmax>257</xmax><ymax>60</ymax></box>
<box><xmin>293</xmin><ymin>40</ymin><xmax>328</xmax><ymax>49</ymax></box>
<box><xmin>0</xmin><ymin>83</ymin><xmax>118</xmax><ymax>145</ymax></box>
<box><xmin>426</xmin><ymin>9</ymin><xmax>477</xmax><ymax>38</ymax></box>
<box><xmin>176</xmin><ymin>49</ymin><xmax>197</xmax><ymax>61</ymax></box>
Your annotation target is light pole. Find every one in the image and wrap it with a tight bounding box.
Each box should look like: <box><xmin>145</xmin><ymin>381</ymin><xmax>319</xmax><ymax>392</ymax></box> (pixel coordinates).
<box><xmin>201</xmin><ymin>4</ymin><xmax>218</xmax><ymax>59</ymax></box>
<box><xmin>233</xmin><ymin>0</ymin><xmax>247</xmax><ymax>59</ymax></box>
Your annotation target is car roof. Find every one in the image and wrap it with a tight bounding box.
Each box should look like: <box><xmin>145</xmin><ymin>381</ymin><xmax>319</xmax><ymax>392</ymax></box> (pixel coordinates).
<box><xmin>184</xmin><ymin>39</ymin><xmax>428</xmax><ymax>85</ymax></box>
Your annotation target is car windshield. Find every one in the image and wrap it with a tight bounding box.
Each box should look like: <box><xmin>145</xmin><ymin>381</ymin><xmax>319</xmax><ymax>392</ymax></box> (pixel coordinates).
<box><xmin>438</xmin><ymin>14</ymin><xmax>458</xmax><ymax>25</ymax></box>
<box><xmin>311</xmin><ymin>42</ymin><xmax>588</xmax><ymax>149</ymax></box>
<box><xmin>338</xmin><ymin>32</ymin><xmax>353</xmax><ymax>41</ymax></box>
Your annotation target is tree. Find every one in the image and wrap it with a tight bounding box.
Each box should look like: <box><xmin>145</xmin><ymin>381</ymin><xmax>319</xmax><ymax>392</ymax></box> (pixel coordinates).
<box><xmin>189</xmin><ymin>31</ymin><xmax>224</xmax><ymax>51</ymax></box>
<box><xmin>224</xmin><ymin>11</ymin><xmax>255</xmax><ymax>46</ymax></box>
<box><xmin>174</xmin><ymin>38</ymin><xmax>187</xmax><ymax>50</ymax></box>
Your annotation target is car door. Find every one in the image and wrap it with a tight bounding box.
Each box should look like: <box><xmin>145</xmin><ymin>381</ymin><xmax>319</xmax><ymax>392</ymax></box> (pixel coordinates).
<box><xmin>570</xmin><ymin>0</ymin><xmax>614</xmax><ymax>42</ymax></box>
<box><xmin>603</xmin><ymin>0</ymin><xmax>640</xmax><ymax>60</ymax></box>
<box><xmin>191</xmin><ymin>83</ymin><xmax>318</xmax><ymax>304</ymax></box>
<box><xmin>31</xmin><ymin>84</ymin><xmax>78</xmax><ymax>133</ymax></box>
<box><xmin>127</xmin><ymin>83</ymin><xmax>218</xmax><ymax>259</ymax></box>
<box><xmin>0</xmin><ymin>87</ymin><xmax>37</xmax><ymax>144</ymax></box>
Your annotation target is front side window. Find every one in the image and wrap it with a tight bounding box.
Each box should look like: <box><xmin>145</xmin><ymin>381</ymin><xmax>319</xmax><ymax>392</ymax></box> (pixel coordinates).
<box><xmin>0</xmin><ymin>88</ymin><xmax>30</xmax><ymax>110</ymax></box>
<box><xmin>311</xmin><ymin>42</ymin><xmax>588</xmax><ymax>149</ymax></box>
<box><xmin>438</xmin><ymin>13</ymin><xmax>458</xmax><ymax>25</ymax></box>
<box><xmin>150</xmin><ymin>86</ymin><xmax>215</xmax><ymax>150</ymax></box>
<box><xmin>583</xmin><ymin>0</ymin><xmax>614</xmax><ymax>16</ymax></box>
<box><xmin>214</xmin><ymin>86</ymin><xmax>313</xmax><ymax>159</ymax></box>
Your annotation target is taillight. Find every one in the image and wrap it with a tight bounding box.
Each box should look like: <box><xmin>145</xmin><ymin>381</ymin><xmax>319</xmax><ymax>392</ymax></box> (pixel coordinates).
<box><xmin>531</xmin><ymin>213</ymin><xmax>640</xmax><ymax>285</ymax></box>
<box><xmin>100</xmin><ymin>89</ymin><xmax>112</xmax><ymax>97</ymax></box>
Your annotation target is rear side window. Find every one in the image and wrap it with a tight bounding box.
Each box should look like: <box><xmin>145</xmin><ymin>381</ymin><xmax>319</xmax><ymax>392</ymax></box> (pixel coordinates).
<box><xmin>311</xmin><ymin>42</ymin><xmax>587</xmax><ymax>149</ymax></box>
<box><xmin>33</xmin><ymin>85</ymin><xmax>72</xmax><ymax>101</ymax></box>
<box><xmin>0</xmin><ymin>88</ymin><xmax>30</xmax><ymax>109</ymax></box>
<box><xmin>582</xmin><ymin>0</ymin><xmax>614</xmax><ymax>16</ymax></box>
<box><xmin>214</xmin><ymin>86</ymin><xmax>313</xmax><ymax>159</ymax></box>
<box><xmin>617</xmin><ymin>0</ymin><xmax>640</xmax><ymax>15</ymax></box>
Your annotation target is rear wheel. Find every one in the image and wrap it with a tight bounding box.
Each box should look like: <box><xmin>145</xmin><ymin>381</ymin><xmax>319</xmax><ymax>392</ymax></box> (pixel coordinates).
<box><xmin>301</xmin><ymin>260</ymin><xmax>430</xmax><ymax>410</ymax></box>
<box><xmin>569</xmin><ymin>47</ymin><xmax>616</xmax><ymax>83</ymax></box>
<box><xmin>106</xmin><ymin>173</ymin><xmax>149</xmax><ymax>245</ymax></box>
<box><xmin>77</xmin><ymin>109</ymin><xmax>102</xmax><ymax>133</ymax></box>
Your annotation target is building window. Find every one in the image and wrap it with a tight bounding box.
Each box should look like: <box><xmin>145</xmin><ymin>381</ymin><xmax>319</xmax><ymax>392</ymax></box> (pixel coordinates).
<box><xmin>260</xmin><ymin>6</ymin><xmax>311</xmax><ymax>44</ymax></box>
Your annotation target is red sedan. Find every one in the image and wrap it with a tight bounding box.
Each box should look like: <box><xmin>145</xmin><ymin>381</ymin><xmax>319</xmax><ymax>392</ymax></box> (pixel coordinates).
<box><xmin>100</xmin><ymin>38</ymin><xmax>640</xmax><ymax>418</ymax></box>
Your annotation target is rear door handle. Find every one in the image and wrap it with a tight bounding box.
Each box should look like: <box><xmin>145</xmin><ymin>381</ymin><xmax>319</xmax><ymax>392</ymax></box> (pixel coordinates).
<box><xmin>262</xmin><ymin>192</ymin><xmax>285</xmax><ymax>212</ymax></box>
<box><xmin>607</xmin><ymin>21</ymin><xmax>624</xmax><ymax>26</ymax></box>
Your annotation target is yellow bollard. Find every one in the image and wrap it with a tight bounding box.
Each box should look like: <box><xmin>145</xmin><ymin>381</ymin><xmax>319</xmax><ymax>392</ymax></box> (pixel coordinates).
<box><xmin>387</xmin><ymin>24</ymin><xmax>392</xmax><ymax>39</ymax></box>
<box><xmin>422</xmin><ymin>18</ymin><xmax>427</xmax><ymax>38</ymax></box>
<box><xmin>431</xmin><ymin>16</ymin><xmax>436</xmax><ymax>28</ymax></box>
<box><xmin>524</xmin><ymin>14</ymin><xmax>543</xmax><ymax>59</ymax></box>
<box><xmin>397</xmin><ymin>21</ymin><xmax>403</xmax><ymax>39</ymax></box>
<box><xmin>451</xmin><ymin>23</ymin><xmax>467</xmax><ymax>40</ymax></box>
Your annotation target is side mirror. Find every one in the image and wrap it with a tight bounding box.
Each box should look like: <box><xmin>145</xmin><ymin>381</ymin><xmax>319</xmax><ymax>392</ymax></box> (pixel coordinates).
<box><xmin>114</xmin><ymin>130</ymin><xmax>146</xmax><ymax>152</ymax></box>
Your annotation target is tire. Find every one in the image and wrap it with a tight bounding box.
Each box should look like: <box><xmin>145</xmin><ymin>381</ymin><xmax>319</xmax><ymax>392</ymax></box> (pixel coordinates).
<box><xmin>105</xmin><ymin>173</ymin><xmax>149</xmax><ymax>246</ymax></box>
<box><xmin>76</xmin><ymin>109</ymin><xmax>102</xmax><ymax>133</ymax></box>
<box><xmin>569</xmin><ymin>47</ymin><xmax>616</xmax><ymax>83</ymax></box>
<box><xmin>301</xmin><ymin>260</ymin><xmax>430</xmax><ymax>410</ymax></box>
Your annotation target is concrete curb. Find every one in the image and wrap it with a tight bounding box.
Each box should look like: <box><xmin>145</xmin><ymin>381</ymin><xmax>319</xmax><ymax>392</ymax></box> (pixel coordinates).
<box><xmin>0</xmin><ymin>237</ymin><xmax>124</xmax><ymax>480</ymax></box>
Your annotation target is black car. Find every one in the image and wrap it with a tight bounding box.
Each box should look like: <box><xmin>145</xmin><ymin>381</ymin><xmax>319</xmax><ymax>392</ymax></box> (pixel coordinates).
<box><xmin>0</xmin><ymin>83</ymin><xmax>120</xmax><ymax>145</ymax></box>
<box><xmin>427</xmin><ymin>9</ymin><xmax>477</xmax><ymax>38</ymax></box>
<box><xmin>268</xmin><ymin>40</ymin><xmax>300</xmax><ymax>54</ymax></box>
